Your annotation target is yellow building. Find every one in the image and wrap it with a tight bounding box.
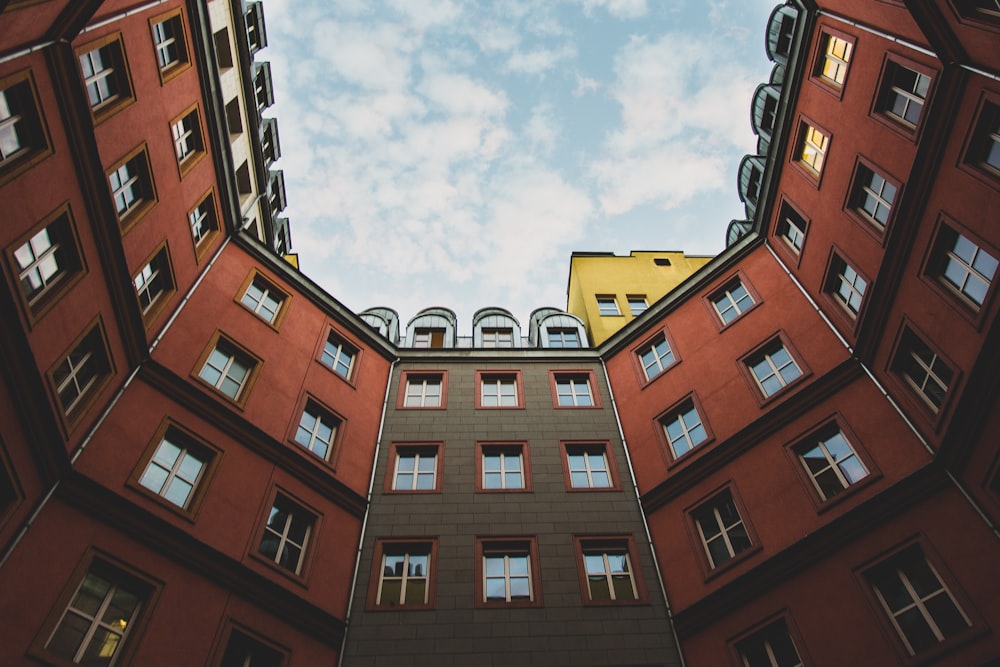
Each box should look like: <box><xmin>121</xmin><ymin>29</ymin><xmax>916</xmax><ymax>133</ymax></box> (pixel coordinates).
<box><xmin>567</xmin><ymin>250</ymin><xmax>713</xmax><ymax>345</ymax></box>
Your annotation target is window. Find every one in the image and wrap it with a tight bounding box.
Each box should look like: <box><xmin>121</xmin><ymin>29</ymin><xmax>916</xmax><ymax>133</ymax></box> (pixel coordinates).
<box><xmin>711</xmin><ymin>279</ymin><xmax>755</xmax><ymax>325</ymax></box>
<box><xmin>827</xmin><ymin>254</ymin><xmax>868</xmax><ymax>317</ymax></box>
<box><xmin>257</xmin><ymin>494</ymin><xmax>314</xmax><ymax>576</ymax></box>
<box><xmin>213</xmin><ymin>29</ymin><xmax>234</xmax><ymax>69</ymax></box>
<box><xmin>954</xmin><ymin>0</ymin><xmax>1000</xmax><ymax>22</ymax></box>
<box><xmin>320</xmin><ymin>331</ymin><xmax>356</xmax><ymax>380</ymax></box>
<box><xmin>50</xmin><ymin>322</ymin><xmax>111</xmax><ymax>421</ymax></box>
<box><xmin>577</xmin><ymin>539</ymin><xmax>641</xmax><ymax>603</ymax></box>
<box><xmin>77</xmin><ymin>33</ymin><xmax>133</xmax><ymax>119</ymax></box>
<box><xmin>816</xmin><ymin>31</ymin><xmax>852</xmax><ymax>86</ymax></box>
<box><xmin>401</xmin><ymin>373</ymin><xmax>443</xmax><ymax>408</ymax></box>
<box><xmin>219</xmin><ymin>629</ymin><xmax>284</xmax><ymax>667</ymax></box>
<box><xmin>776</xmin><ymin>201</ymin><xmax>808</xmax><ymax>254</ymax></box>
<box><xmin>865</xmin><ymin>546</ymin><xmax>972</xmax><ymax>656</ymax></box>
<box><xmin>246</xmin><ymin>2</ymin><xmax>268</xmax><ymax>53</ymax></box>
<box><xmin>389</xmin><ymin>444</ymin><xmax>440</xmax><ymax>492</ymax></box>
<box><xmin>637</xmin><ymin>333</ymin><xmax>676</xmax><ymax>381</ymax></box>
<box><xmin>188</xmin><ymin>191</ymin><xmax>218</xmax><ymax>254</ymax></box>
<box><xmin>892</xmin><ymin>329</ymin><xmax>953</xmax><ymax>413</ymax></box>
<box><xmin>481</xmin><ymin>328</ymin><xmax>514</xmax><ymax>348</ymax></box>
<box><xmin>412</xmin><ymin>327</ymin><xmax>445</xmax><ymax>348</ymax></box>
<box><xmin>477</xmin><ymin>371</ymin><xmax>522</xmax><ymax>408</ymax></box>
<box><xmin>563</xmin><ymin>443</ymin><xmax>615</xmax><ymax>489</ymax></box>
<box><xmin>239</xmin><ymin>273</ymin><xmax>286</xmax><ymax>326</ymax></box>
<box><xmin>371</xmin><ymin>541</ymin><xmax>435</xmax><ymax>609</ymax></box>
<box><xmin>746</xmin><ymin>340</ymin><xmax>803</xmax><ymax>398</ymax></box>
<box><xmin>966</xmin><ymin>101</ymin><xmax>1000</xmax><ymax>177</ymax></box>
<box><xmin>878</xmin><ymin>61</ymin><xmax>932</xmax><ymax>129</ymax></box>
<box><xmin>546</xmin><ymin>328</ymin><xmax>581</xmax><ymax>348</ymax></box>
<box><xmin>107</xmin><ymin>145</ymin><xmax>155</xmax><ymax>228</ymax></box>
<box><xmin>8</xmin><ymin>205</ymin><xmax>83</xmax><ymax>318</ymax></box>
<box><xmin>931</xmin><ymin>226</ymin><xmax>997</xmax><ymax>309</ymax></box>
<box><xmin>553</xmin><ymin>373</ymin><xmax>594</xmax><ymax>407</ymax></box>
<box><xmin>136</xmin><ymin>426</ymin><xmax>210</xmax><ymax>511</ymax></box>
<box><xmin>796</xmin><ymin>121</ymin><xmax>829</xmax><ymax>176</ymax></box>
<box><xmin>735</xmin><ymin>619</ymin><xmax>804</xmax><ymax>667</ymax></box>
<box><xmin>596</xmin><ymin>296</ymin><xmax>620</xmax><ymax>316</ymax></box>
<box><xmin>150</xmin><ymin>9</ymin><xmax>189</xmax><ymax>81</ymax></box>
<box><xmin>476</xmin><ymin>538</ymin><xmax>540</xmax><ymax>607</ymax></box>
<box><xmin>133</xmin><ymin>243</ymin><xmax>174</xmax><ymax>322</ymax></box>
<box><xmin>627</xmin><ymin>295</ymin><xmax>648</xmax><ymax>316</ymax></box>
<box><xmin>294</xmin><ymin>400</ymin><xmax>339</xmax><ymax>461</ymax></box>
<box><xmin>197</xmin><ymin>334</ymin><xmax>260</xmax><ymax>405</ymax></box>
<box><xmin>42</xmin><ymin>562</ymin><xmax>147</xmax><ymax>666</ymax></box>
<box><xmin>0</xmin><ymin>69</ymin><xmax>51</xmax><ymax>185</ymax></box>
<box><xmin>691</xmin><ymin>489</ymin><xmax>753</xmax><ymax>569</ymax></box>
<box><xmin>794</xmin><ymin>425</ymin><xmax>869</xmax><ymax>501</ymax></box>
<box><xmin>478</xmin><ymin>443</ymin><xmax>528</xmax><ymax>491</ymax></box>
<box><xmin>170</xmin><ymin>105</ymin><xmax>204</xmax><ymax>174</ymax></box>
<box><xmin>661</xmin><ymin>400</ymin><xmax>709</xmax><ymax>459</ymax></box>
<box><xmin>851</xmin><ymin>163</ymin><xmax>898</xmax><ymax>230</ymax></box>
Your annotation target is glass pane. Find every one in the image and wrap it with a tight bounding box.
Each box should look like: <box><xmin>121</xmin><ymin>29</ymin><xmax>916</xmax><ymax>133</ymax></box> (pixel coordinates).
<box><xmin>924</xmin><ymin>592</ymin><xmax>968</xmax><ymax>637</ymax></box>
<box><xmin>414</xmin><ymin>456</ymin><xmax>434</xmax><ymax>472</ymax></box>
<box><xmin>409</xmin><ymin>554</ymin><xmax>429</xmax><ymax>576</ymax></box>
<box><xmin>584</xmin><ymin>554</ymin><xmax>605</xmax><ymax>575</ymax></box>
<box><xmin>816</xmin><ymin>469</ymin><xmax>845</xmax><ymax>499</ymax></box>
<box><xmin>404</xmin><ymin>579</ymin><xmax>426</xmax><ymax>605</ymax></box>
<box><xmin>505</xmin><ymin>472</ymin><xmax>522</xmax><ymax>488</ymax></box>
<box><xmin>278</xmin><ymin>543</ymin><xmax>302</xmax><ymax>571</ymax></box>
<box><xmin>571</xmin><ymin>471</ymin><xmax>590</xmax><ymax>487</ymax></box>
<box><xmin>483</xmin><ymin>472</ymin><xmax>501</xmax><ymax>489</ymax></box>
<box><xmin>79</xmin><ymin>627</ymin><xmax>121</xmax><ymax>666</ymax></box>
<box><xmin>897</xmin><ymin>607</ymin><xmax>936</xmax><ymax>653</ymax></box>
<box><xmin>800</xmin><ymin>446</ymin><xmax>827</xmax><ymax>475</ymax></box>
<box><xmin>47</xmin><ymin>612</ymin><xmax>90</xmax><ymax>659</ymax></box>
<box><xmin>415</xmin><ymin>473</ymin><xmax>435</xmax><ymax>490</ymax></box>
<box><xmin>177</xmin><ymin>453</ymin><xmax>203</xmax><ymax>481</ymax></box>
<box><xmin>139</xmin><ymin>464</ymin><xmax>168</xmax><ymax>494</ymax></box>
<box><xmin>484</xmin><ymin>557</ymin><xmax>505</xmax><ymax>576</ymax></box>
<box><xmin>73</xmin><ymin>574</ymin><xmax>111</xmax><ymax>616</ymax></box>
<box><xmin>588</xmin><ymin>576</ymin><xmax>611</xmax><ymax>601</ymax></box>
<box><xmin>728</xmin><ymin>524</ymin><xmax>752</xmax><ymax>553</ymax></box>
<box><xmin>397</xmin><ymin>456</ymin><xmax>415</xmax><ymax>473</ymax></box>
<box><xmin>707</xmin><ymin>538</ymin><xmax>732</xmax><ymax>566</ymax></box>
<box><xmin>592</xmin><ymin>471</ymin><xmax>611</xmax><ymax>487</ymax></box>
<box><xmin>508</xmin><ymin>556</ymin><xmax>529</xmax><ymax>576</ymax></box>
<box><xmin>485</xmin><ymin>578</ymin><xmax>506</xmax><ymax>599</ymax></box>
<box><xmin>395</xmin><ymin>472</ymin><xmax>413</xmax><ymax>489</ymax></box>
<box><xmin>612</xmin><ymin>575</ymin><xmax>636</xmax><ymax>600</ymax></box>
<box><xmin>839</xmin><ymin>456</ymin><xmax>868</xmax><ymax>484</ymax></box>
<box><xmin>152</xmin><ymin>440</ymin><xmax>181</xmax><ymax>468</ymax></box>
<box><xmin>102</xmin><ymin>587</ymin><xmax>139</xmax><ymax>627</ymax></box>
<box><xmin>379</xmin><ymin>579</ymin><xmax>401</xmax><ymax>605</ymax></box>
<box><xmin>287</xmin><ymin>515</ymin><xmax>310</xmax><ymax>544</ymax></box>
<box><xmin>965</xmin><ymin>275</ymin><xmax>989</xmax><ymax>305</ymax></box>
<box><xmin>607</xmin><ymin>553</ymin><xmax>628</xmax><ymax>574</ymax></box>
<box><xmin>258</xmin><ymin>534</ymin><xmax>279</xmax><ymax>560</ymax></box>
<box><xmin>163</xmin><ymin>478</ymin><xmax>193</xmax><ymax>507</ymax></box>
<box><xmin>877</xmin><ymin>574</ymin><xmax>913</xmax><ymax>612</ymax></box>
<box><xmin>509</xmin><ymin>577</ymin><xmax>530</xmax><ymax>599</ymax></box>
<box><xmin>483</xmin><ymin>456</ymin><xmax>500</xmax><ymax>472</ymax></box>
<box><xmin>384</xmin><ymin>554</ymin><xmax>405</xmax><ymax>576</ymax></box>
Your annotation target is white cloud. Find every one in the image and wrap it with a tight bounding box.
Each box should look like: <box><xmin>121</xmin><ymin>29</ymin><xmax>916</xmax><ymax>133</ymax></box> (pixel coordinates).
<box><xmin>505</xmin><ymin>43</ymin><xmax>576</xmax><ymax>76</ymax></box>
<box><xmin>573</xmin><ymin>74</ymin><xmax>600</xmax><ymax>97</ymax></box>
<box><xmin>575</xmin><ymin>0</ymin><xmax>648</xmax><ymax>19</ymax></box>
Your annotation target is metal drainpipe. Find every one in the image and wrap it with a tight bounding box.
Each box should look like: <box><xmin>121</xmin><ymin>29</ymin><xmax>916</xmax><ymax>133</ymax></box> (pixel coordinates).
<box><xmin>337</xmin><ymin>357</ymin><xmax>398</xmax><ymax>667</ymax></box>
<box><xmin>599</xmin><ymin>358</ymin><xmax>688</xmax><ymax>667</ymax></box>
<box><xmin>0</xmin><ymin>233</ymin><xmax>232</xmax><ymax>569</ymax></box>
<box><xmin>0</xmin><ymin>40</ymin><xmax>57</xmax><ymax>65</ymax></box>
<box><xmin>763</xmin><ymin>241</ymin><xmax>999</xmax><ymax>539</ymax></box>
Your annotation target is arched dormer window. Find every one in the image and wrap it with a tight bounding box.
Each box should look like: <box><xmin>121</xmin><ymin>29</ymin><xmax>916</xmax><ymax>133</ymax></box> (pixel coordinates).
<box><xmin>765</xmin><ymin>5</ymin><xmax>798</xmax><ymax>65</ymax></box>
<box><xmin>726</xmin><ymin>220</ymin><xmax>753</xmax><ymax>248</ymax></box>
<box><xmin>406</xmin><ymin>307</ymin><xmax>457</xmax><ymax>348</ymax></box>
<box><xmin>738</xmin><ymin>155</ymin><xmax>766</xmax><ymax>219</ymax></box>
<box><xmin>530</xmin><ymin>308</ymin><xmax>589</xmax><ymax>348</ymax></box>
<box><xmin>751</xmin><ymin>84</ymin><xmax>781</xmax><ymax>141</ymax></box>
<box><xmin>473</xmin><ymin>307</ymin><xmax>520</xmax><ymax>348</ymax></box>
<box><xmin>359</xmin><ymin>307</ymin><xmax>400</xmax><ymax>344</ymax></box>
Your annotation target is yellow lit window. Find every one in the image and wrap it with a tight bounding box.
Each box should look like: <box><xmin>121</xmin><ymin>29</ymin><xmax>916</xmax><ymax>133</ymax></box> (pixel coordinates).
<box><xmin>821</xmin><ymin>35</ymin><xmax>852</xmax><ymax>85</ymax></box>
<box><xmin>799</xmin><ymin>124</ymin><xmax>828</xmax><ymax>174</ymax></box>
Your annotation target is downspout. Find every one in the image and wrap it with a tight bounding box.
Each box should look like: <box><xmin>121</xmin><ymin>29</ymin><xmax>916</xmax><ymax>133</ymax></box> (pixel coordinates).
<box><xmin>338</xmin><ymin>356</ymin><xmax>398</xmax><ymax>667</ymax></box>
<box><xmin>763</xmin><ymin>242</ymin><xmax>998</xmax><ymax>539</ymax></box>
<box><xmin>600</xmin><ymin>359</ymin><xmax>688</xmax><ymax>667</ymax></box>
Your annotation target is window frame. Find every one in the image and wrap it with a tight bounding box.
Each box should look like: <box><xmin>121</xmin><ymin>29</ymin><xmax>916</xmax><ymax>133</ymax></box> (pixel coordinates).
<box><xmin>474</xmin><ymin>536</ymin><xmax>543</xmax><ymax>608</ymax></box>
<box><xmin>169</xmin><ymin>102</ymin><xmax>206</xmax><ymax>178</ymax></box>
<box><xmin>192</xmin><ymin>331</ymin><xmax>263</xmax><ymax>409</ymax></box>
<box><xmin>366</xmin><ymin>538</ymin><xmax>439</xmax><ymax>611</ymax></box>
<box><xmin>474</xmin><ymin>369</ymin><xmax>524</xmax><ymax>409</ymax></box>
<box><xmin>46</xmin><ymin>317</ymin><xmax>115</xmax><ymax>434</ymax></box>
<box><xmin>236</xmin><ymin>268</ymin><xmax>290</xmax><ymax>330</ymax></box>
<box><xmin>476</xmin><ymin>441</ymin><xmax>531</xmax><ymax>493</ymax></box>
<box><xmin>921</xmin><ymin>215</ymin><xmax>998</xmax><ymax>328</ymax></box>
<box><xmin>28</xmin><ymin>549</ymin><xmax>160</xmax><ymax>667</ymax></box>
<box><xmin>888</xmin><ymin>322</ymin><xmax>959</xmax><ymax>423</ymax></box>
<box><xmin>783</xmin><ymin>416</ymin><xmax>879</xmax><ymax>512</ymax></box>
<box><xmin>822</xmin><ymin>247</ymin><xmax>871</xmax><ymax>332</ymax></box>
<box><xmin>105</xmin><ymin>143</ymin><xmax>157</xmax><ymax>233</ymax></box>
<box><xmin>0</xmin><ymin>68</ymin><xmax>53</xmax><ymax>187</ymax></box>
<box><xmin>844</xmin><ymin>156</ymin><xmax>901</xmax><ymax>242</ymax></box>
<box><xmin>251</xmin><ymin>488</ymin><xmax>320</xmax><ymax>581</ymax></box>
<box><xmin>76</xmin><ymin>31</ymin><xmax>135</xmax><ymax>123</ymax></box>
<box><xmin>214</xmin><ymin>622</ymin><xmax>287</xmax><ymax>667</ymax></box>
<box><xmin>384</xmin><ymin>442</ymin><xmax>443</xmax><ymax>494</ymax></box>
<box><xmin>686</xmin><ymin>485</ymin><xmax>761</xmax><ymax>578</ymax></box>
<box><xmin>791</xmin><ymin>115</ymin><xmax>831</xmax><ymax>185</ymax></box>
<box><xmin>704</xmin><ymin>272</ymin><xmax>761</xmax><ymax>330</ymax></box>
<box><xmin>870</xmin><ymin>53</ymin><xmax>937</xmax><ymax>140</ymax></box>
<box><xmin>739</xmin><ymin>333</ymin><xmax>810</xmax><ymax>405</ymax></box>
<box><xmin>548</xmin><ymin>369</ymin><xmax>601</xmax><ymax>409</ymax></box>
<box><xmin>631</xmin><ymin>327</ymin><xmax>680</xmax><ymax>385</ymax></box>
<box><xmin>480</xmin><ymin>327</ymin><xmax>515</xmax><ymax>348</ymax></box>
<box><xmin>132</xmin><ymin>240</ymin><xmax>176</xmax><ymax>328</ymax></box>
<box><xmin>626</xmin><ymin>294</ymin><xmax>648</xmax><ymax>316</ymax></box>
<box><xmin>960</xmin><ymin>92</ymin><xmax>1000</xmax><ymax>188</ymax></box>
<box><xmin>396</xmin><ymin>370</ymin><xmax>448</xmax><ymax>410</ymax></box>
<box><xmin>858</xmin><ymin>541</ymin><xmax>980</xmax><ymax>663</ymax></box>
<box><xmin>148</xmin><ymin>7</ymin><xmax>191</xmax><ymax>84</ymax></box>
<box><xmin>772</xmin><ymin>197</ymin><xmax>810</xmax><ymax>266</ymax></box>
<box><xmin>559</xmin><ymin>441</ymin><xmax>621</xmax><ymax>491</ymax></box>
<box><xmin>4</xmin><ymin>202</ymin><xmax>87</xmax><ymax>326</ymax></box>
<box><xmin>573</xmin><ymin>535</ymin><xmax>648</xmax><ymax>606</ymax></box>
<box><xmin>595</xmin><ymin>295</ymin><xmax>621</xmax><ymax>317</ymax></box>
<box><xmin>288</xmin><ymin>394</ymin><xmax>343</xmax><ymax>466</ymax></box>
<box><xmin>316</xmin><ymin>326</ymin><xmax>361</xmax><ymax>385</ymax></box>
<box><xmin>126</xmin><ymin>418</ymin><xmax>221</xmax><ymax>521</ymax></box>
<box><xmin>546</xmin><ymin>328</ymin><xmax>582</xmax><ymax>348</ymax></box>
<box><xmin>729</xmin><ymin>612</ymin><xmax>809</xmax><ymax>667</ymax></box>
<box><xmin>0</xmin><ymin>436</ymin><xmax>25</xmax><ymax>533</ymax></box>
<box><xmin>810</xmin><ymin>25</ymin><xmax>855</xmax><ymax>97</ymax></box>
<box><xmin>657</xmin><ymin>393</ymin><xmax>715</xmax><ymax>465</ymax></box>
<box><xmin>187</xmin><ymin>188</ymin><xmax>220</xmax><ymax>260</ymax></box>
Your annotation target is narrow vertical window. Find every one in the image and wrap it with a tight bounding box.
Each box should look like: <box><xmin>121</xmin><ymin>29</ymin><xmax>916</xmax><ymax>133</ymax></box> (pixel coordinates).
<box><xmin>294</xmin><ymin>400</ymin><xmax>339</xmax><ymax>461</ymax></box>
<box><xmin>691</xmin><ymin>489</ymin><xmax>753</xmax><ymax>569</ymax></box>
<box><xmin>320</xmin><ymin>332</ymin><xmax>357</xmax><ymax>380</ymax></box>
<box><xmin>735</xmin><ymin>619</ymin><xmax>804</xmax><ymax>667</ymax></box>
<box><xmin>258</xmin><ymin>494</ymin><xmax>314</xmax><ymax>576</ymax></box>
<box><xmin>892</xmin><ymin>329</ymin><xmax>953</xmax><ymax>413</ymax></box>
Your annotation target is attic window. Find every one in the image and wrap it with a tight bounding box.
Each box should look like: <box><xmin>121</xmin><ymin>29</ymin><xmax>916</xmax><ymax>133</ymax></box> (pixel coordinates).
<box><xmin>654</xmin><ymin>258</ymin><xmax>672</xmax><ymax>266</ymax></box>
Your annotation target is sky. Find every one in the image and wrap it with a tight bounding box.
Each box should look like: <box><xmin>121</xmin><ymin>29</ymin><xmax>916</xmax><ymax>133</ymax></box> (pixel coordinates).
<box><xmin>262</xmin><ymin>0</ymin><xmax>778</xmax><ymax>332</ymax></box>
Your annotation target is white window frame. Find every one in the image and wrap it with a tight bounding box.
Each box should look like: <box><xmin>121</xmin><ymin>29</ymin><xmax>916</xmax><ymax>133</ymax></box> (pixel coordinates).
<box><xmin>555</xmin><ymin>375</ymin><xmax>593</xmax><ymax>407</ymax></box>
<box><xmin>79</xmin><ymin>45</ymin><xmax>119</xmax><ymax>109</ymax></box>
<box><xmin>712</xmin><ymin>281</ymin><xmax>754</xmax><ymax>325</ymax></box>
<box><xmin>46</xmin><ymin>571</ymin><xmax>142</xmax><ymax>664</ymax></box>
<box><xmin>403</xmin><ymin>376</ymin><xmax>442</xmax><ymax>407</ymax></box>
<box><xmin>200</xmin><ymin>344</ymin><xmax>252</xmax><ymax>400</ymax></box>
<box><xmin>795</xmin><ymin>428</ymin><xmax>869</xmax><ymax>501</ymax></box>
<box><xmin>856</xmin><ymin>166</ymin><xmax>896</xmax><ymax>229</ymax></box>
<box><xmin>662</xmin><ymin>403</ymin><xmax>708</xmax><ymax>458</ymax></box>
<box><xmin>582</xmin><ymin>548</ymin><xmax>638</xmax><ymax>601</ymax></box>
<box><xmin>833</xmin><ymin>259</ymin><xmax>867</xmax><ymax>316</ymax></box>
<box><xmin>481</xmin><ymin>328</ymin><xmax>514</xmax><ymax>348</ymax></box>
<box><xmin>14</xmin><ymin>224</ymin><xmax>65</xmax><ymax>304</ymax></box>
<box><xmin>259</xmin><ymin>496</ymin><xmax>312</xmax><ymax>575</ymax></box>
<box><xmin>940</xmin><ymin>230</ymin><xmax>997</xmax><ymax>308</ymax></box>
<box><xmin>392</xmin><ymin>449</ymin><xmax>438</xmax><ymax>491</ymax></box>
<box><xmin>693</xmin><ymin>491</ymin><xmax>752</xmax><ymax>569</ymax></box>
<box><xmin>638</xmin><ymin>335</ymin><xmax>675</xmax><ymax>381</ymax></box>
<box><xmin>171</xmin><ymin>112</ymin><xmax>198</xmax><ymax>162</ymax></box>
<box><xmin>480</xmin><ymin>376</ymin><xmax>518</xmax><ymax>407</ymax></box>
<box><xmin>241</xmin><ymin>277</ymin><xmax>283</xmax><ymax>324</ymax></box>
<box><xmin>799</xmin><ymin>123</ymin><xmax>828</xmax><ymax>173</ymax></box>
<box><xmin>566</xmin><ymin>446</ymin><xmax>612</xmax><ymax>489</ymax></box>
<box><xmin>546</xmin><ymin>329</ymin><xmax>581</xmax><ymax>348</ymax></box>
<box><xmin>321</xmin><ymin>334</ymin><xmax>355</xmax><ymax>379</ymax></box>
<box><xmin>596</xmin><ymin>296</ymin><xmax>620</xmax><ymax>316</ymax></box>
<box><xmin>376</xmin><ymin>548</ymin><xmax>431</xmax><ymax>607</ymax></box>
<box><xmin>152</xmin><ymin>17</ymin><xmax>181</xmax><ymax>70</ymax></box>
<box><xmin>747</xmin><ymin>343</ymin><xmax>802</xmax><ymax>397</ymax></box>
<box><xmin>109</xmin><ymin>158</ymin><xmax>141</xmax><ymax>217</ymax></box>
<box><xmin>481</xmin><ymin>447</ymin><xmax>524</xmax><ymax>490</ymax></box>
<box><xmin>294</xmin><ymin>403</ymin><xmax>337</xmax><ymax>460</ymax></box>
<box><xmin>483</xmin><ymin>551</ymin><xmax>533</xmax><ymax>602</ymax></box>
<box><xmin>627</xmin><ymin>296</ymin><xmax>648</xmax><ymax>316</ymax></box>
<box><xmin>139</xmin><ymin>434</ymin><xmax>206</xmax><ymax>509</ymax></box>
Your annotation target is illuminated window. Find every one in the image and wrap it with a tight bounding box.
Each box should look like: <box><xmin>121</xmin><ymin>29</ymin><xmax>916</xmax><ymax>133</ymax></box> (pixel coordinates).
<box><xmin>797</xmin><ymin>122</ymin><xmax>829</xmax><ymax>175</ymax></box>
<box><xmin>818</xmin><ymin>33</ymin><xmax>852</xmax><ymax>85</ymax></box>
